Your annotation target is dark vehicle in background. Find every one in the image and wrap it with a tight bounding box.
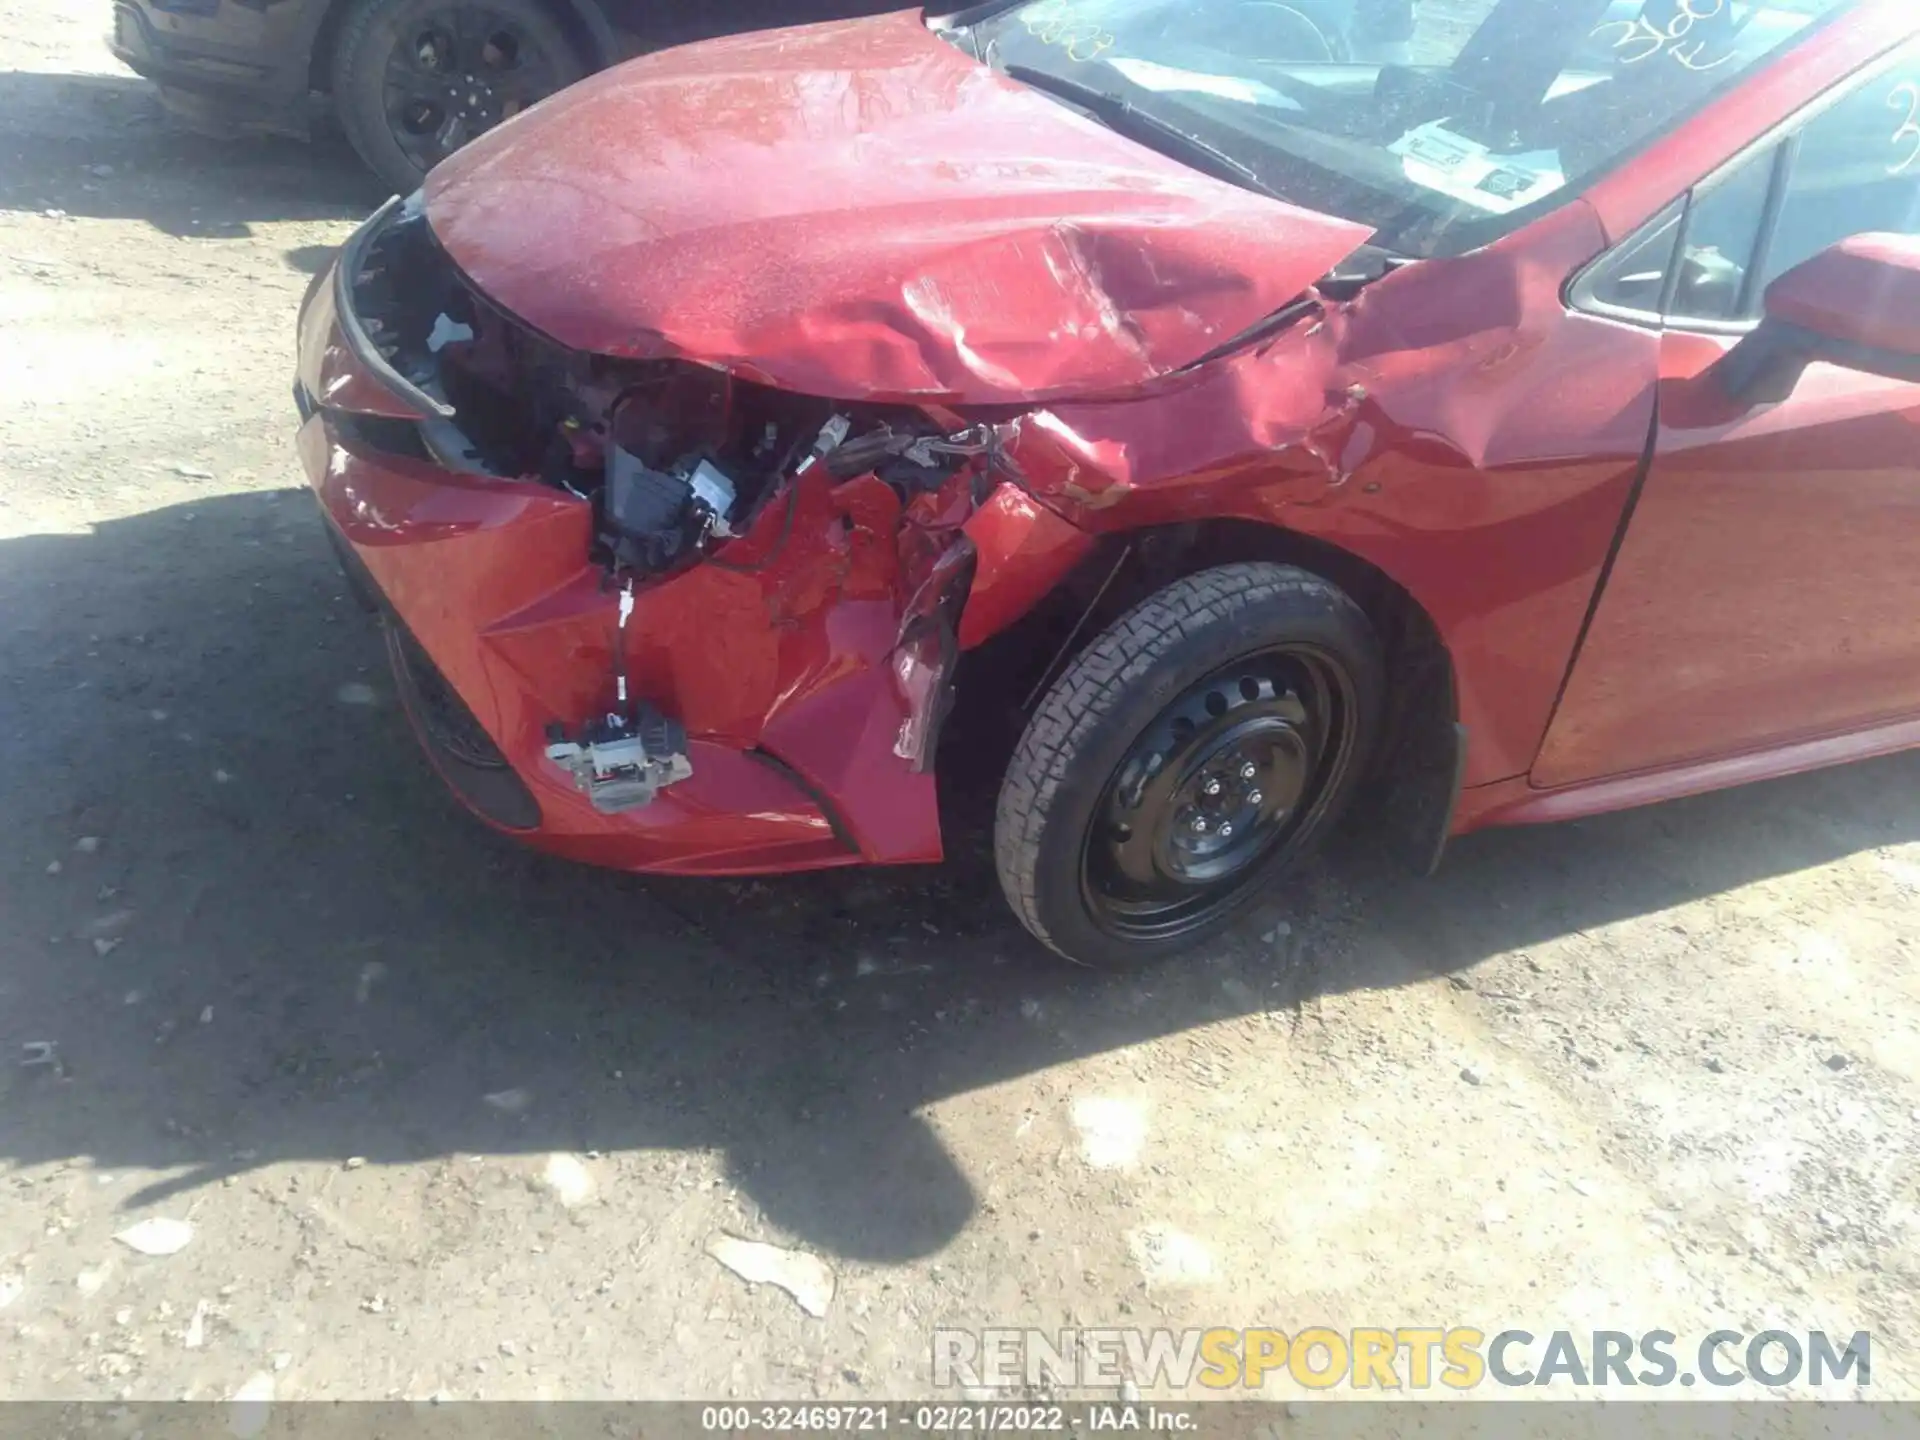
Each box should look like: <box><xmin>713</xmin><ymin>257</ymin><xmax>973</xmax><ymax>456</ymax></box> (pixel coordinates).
<box><xmin>107</xmin><ymin>0</ymin><xmax>901</xmax><ymax>190</ymax></box>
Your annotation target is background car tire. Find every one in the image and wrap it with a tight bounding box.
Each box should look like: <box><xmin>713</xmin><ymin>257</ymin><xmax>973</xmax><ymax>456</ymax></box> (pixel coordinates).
<box><xmin>330</xmin><ymin>0</ymin><xmax>587</xmax><ymax>194</ymax></box>
<box><xmin>995</xmin><ymin>563</ymin><xmax>1384</xmax><ymax>969</ymax></box>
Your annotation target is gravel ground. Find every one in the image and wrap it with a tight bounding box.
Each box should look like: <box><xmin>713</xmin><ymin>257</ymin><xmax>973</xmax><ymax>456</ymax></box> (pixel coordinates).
<box><xmin>1</xmin><ymin>0</ymin><xmax>1917</xmax><ymax>1410</ymax></box>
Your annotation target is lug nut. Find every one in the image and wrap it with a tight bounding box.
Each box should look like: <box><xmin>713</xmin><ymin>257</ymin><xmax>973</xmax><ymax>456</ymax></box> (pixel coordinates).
<box><xmin>1218</xmin><ymin>822</ymin><xmax>1234</xmax><ymax>839</ymax></box>
<box><xmin>1248</xmin><ymin>790</ymin><xmax>1264</xmax><ymax>806</ymax></box>
<box><xmin>1190</xmin><ymin>815</ymin><xmax>1208</xmax><ymax>833</ymax></box>
<box><xmin>1239</xmin><ymin>762</ymin><xmax>1258</xmax><ymax>780</ymax></box>
<box><xmin>1203</xmin><ymin>779</ymin><xmax>1222</xmax><ymax>797</ymax></box>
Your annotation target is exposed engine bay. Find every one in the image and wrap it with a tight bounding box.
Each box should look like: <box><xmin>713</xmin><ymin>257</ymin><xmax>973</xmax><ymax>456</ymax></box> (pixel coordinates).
<box><xmin>343</xmin><ymin>203</ymin><xmax>1002</xmax><ymax>814</ymax></box>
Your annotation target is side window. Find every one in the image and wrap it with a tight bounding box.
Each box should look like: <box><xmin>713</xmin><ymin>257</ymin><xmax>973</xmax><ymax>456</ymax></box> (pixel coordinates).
<box><xmin>1664</xmin><ymin>144</ymin><xmax>1777</xmax><ymax>324</ymax></box>
<box><xmin>1586</xmin><ymin>150</ymin><xmax>1773</xmax><ymax>324</ymax></box>
<box><xmin>1583</xmin><ymin>38</ymin><xmax>1920</xmax><ymax>329</ymax></box>
<box><xmin>1586</xmin><ymin>206</ymin><xmax>1686</xmax><ymax>317</ymax></box>
<box><xmin>1762</xmin><ymin>43</ymin><xmax>1920</xmax><ymax>285</ymax></box>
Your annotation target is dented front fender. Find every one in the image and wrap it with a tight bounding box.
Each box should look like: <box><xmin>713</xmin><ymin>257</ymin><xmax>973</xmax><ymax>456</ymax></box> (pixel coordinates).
<box><xmin>997</xmin><ymin>201</ymin><xmax>1663</xmax><ymax>789</ymax></box>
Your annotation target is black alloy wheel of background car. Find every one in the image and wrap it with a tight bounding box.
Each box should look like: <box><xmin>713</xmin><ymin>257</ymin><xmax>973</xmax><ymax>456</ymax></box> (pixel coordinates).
<box><xmin>331</xmin><ymin>0</ymin><xmax>587</xmax><ymax>191</ymax></box>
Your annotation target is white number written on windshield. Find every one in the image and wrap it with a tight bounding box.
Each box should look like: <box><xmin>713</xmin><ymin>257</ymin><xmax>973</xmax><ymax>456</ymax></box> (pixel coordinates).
<box><xmin>1591</xmin><ymin>0</ymin><xmax>1736</xmax><ymax>73</ymax></box>
<box><xmin>1020</xmin><ymin>1</ymin><xmax>1115</xmax><ymax>62</ymax></box>
<box><xmin>1891</xmin><ymin>81</ymin><xmax>1920</xmax><ymax>176</ymax></box>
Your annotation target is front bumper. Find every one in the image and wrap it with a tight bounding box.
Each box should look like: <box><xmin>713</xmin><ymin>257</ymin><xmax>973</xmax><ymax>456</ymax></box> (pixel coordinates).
<box><xmin>294</xmin><ymin>224</ymin><xmax>956</xmax><ymax>876</ymax></box>
<box><xmin>107</xmin><ymin>0</ymin><xmax>303</xmax><ymax>115</ymax></box>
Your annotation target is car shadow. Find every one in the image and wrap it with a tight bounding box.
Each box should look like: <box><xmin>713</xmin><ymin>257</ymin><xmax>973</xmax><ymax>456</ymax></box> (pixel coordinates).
<box><xmin>0</xmin><ymin>70</ymin><xmax>385</xmax><ymax>237</ymax></box>
<box><xmin>3</xmin><ymin>490</ymin><xmax>1918</xmax><ymax>1264</ymax></box>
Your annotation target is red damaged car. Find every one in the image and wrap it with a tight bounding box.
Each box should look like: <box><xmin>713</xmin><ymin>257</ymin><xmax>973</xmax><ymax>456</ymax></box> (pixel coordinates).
<box><xmin>296</xmin><ymin>0</ymin><xmax>1920</xmax><ymax>968</ymax></box>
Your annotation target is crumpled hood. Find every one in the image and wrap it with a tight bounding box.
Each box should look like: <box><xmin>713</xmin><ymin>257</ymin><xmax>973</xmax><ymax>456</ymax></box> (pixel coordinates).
<box><xmin>424</xmin><ymin>9</ymin><xmax>1372</xmax><ymax>404</ymax></box>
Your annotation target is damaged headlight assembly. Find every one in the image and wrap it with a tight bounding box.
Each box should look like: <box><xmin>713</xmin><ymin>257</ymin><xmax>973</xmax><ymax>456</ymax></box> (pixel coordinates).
<box><xmin>326</xmin><ymin>192</ymin><xmax>1008</xmax><ymax>824</ymax></box>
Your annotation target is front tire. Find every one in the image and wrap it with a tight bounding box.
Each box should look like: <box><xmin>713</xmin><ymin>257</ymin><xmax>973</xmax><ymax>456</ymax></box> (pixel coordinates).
<box><xmin>995</xmin><ymin>563</ymin><xmax>1384</xmax><ymax>969</ymax></box>
<box><xmin>330</xmin><ymin>0</ymin><xmax>586</xmax><ymax>193</ymax></box>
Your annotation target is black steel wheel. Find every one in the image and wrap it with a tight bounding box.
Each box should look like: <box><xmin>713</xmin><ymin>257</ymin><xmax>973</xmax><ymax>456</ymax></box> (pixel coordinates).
<box><xmin>996</xmin><ymin>563</ymin><xmax>1384</xmax><ymax>969</ymax></box>
<box><xmin>331</xmin><ymin>0</ymin><xmax>585</xmax><ymax>193</ymax></box>
<box><xmin>1082</xmin><ymin>646</ymin><xmax>1354</xmax><ymax>942</ymax></box>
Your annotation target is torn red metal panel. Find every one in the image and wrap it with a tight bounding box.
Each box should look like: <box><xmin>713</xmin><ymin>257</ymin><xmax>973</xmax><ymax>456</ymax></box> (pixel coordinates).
<box><xmin>611</xmin><ymin>465</ymin><xmax>897</xmax><ymax>741</ymax></box>
<box><xmin>303</xmin><ymin>387</ymin><xmax>951</xmax><ymax>867</ymax></box>
<box><xmin>422</xmin><ymin>11</ymin><xmax>1371</xmax><ymax>405</ymax></box>
<box><xmin>891</xmin><ymin>535</ymin><xmax>976</xmax><ymax>773</ymax></box>
<box><xmin>957</xmin><ymin>484</ymin><xmax>1096</xmax><ymax>652</ymax></box>
<box><xmin>303</xmin><ymin>418</ymin><xmax>856</xmax><ymax>873</ymax></box>
<box><xmin>760</xmin><ymin>611</ymin><xmax>944</xmax><ymax>865</ymax></box>
<box><xmin>893</xmin><ymin>468</ymin><xmax>978</xmax><ymax>603</ymax></box>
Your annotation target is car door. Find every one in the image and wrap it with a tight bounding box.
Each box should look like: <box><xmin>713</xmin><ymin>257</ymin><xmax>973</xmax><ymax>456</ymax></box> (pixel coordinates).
<box><xmin>1533</xmin><ymin>34</ymin><xmax>1920</xmax><ymax>789</ymax></box>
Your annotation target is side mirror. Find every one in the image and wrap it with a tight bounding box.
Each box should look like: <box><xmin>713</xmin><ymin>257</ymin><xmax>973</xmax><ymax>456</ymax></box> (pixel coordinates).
<box><xmin>1714</xmin><ymin>234</ymin><xmax>1920</xmax><ymax>403</ymax></box>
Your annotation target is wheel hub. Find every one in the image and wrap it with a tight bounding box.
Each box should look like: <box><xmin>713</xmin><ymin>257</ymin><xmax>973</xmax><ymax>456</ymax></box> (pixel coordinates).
<box><xmin>439</xmin><ymin>74</ymin><xmax>498</xmax><ymax>123</ymax></box>
<box><xmin>1157</xmin><ymin>716</ymin><xmax>1310</xmax><ymax>882</ymax></box>
<box><xmin>1080</xmin><ymin>646</ymin><xmax>1352</xmax><ymax>943</ymax></box>
<box><xmin>387</xmin><ymin>12</ymin><xmax>547</xmax><ymax>162</ymax></box>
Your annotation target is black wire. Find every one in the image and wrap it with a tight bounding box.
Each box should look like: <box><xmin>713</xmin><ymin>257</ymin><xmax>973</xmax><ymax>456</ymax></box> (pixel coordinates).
<box><xmin>609</xmin><ymin>605</ymin><xmax>629</xmax><ymax>721</ymax></box>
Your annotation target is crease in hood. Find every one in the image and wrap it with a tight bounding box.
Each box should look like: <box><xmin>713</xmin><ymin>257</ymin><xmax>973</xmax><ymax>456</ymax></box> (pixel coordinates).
<box><xmin>423</xmin><ymin>9</ymin><xmax>1374</xmax><ymax>405</ymax></box>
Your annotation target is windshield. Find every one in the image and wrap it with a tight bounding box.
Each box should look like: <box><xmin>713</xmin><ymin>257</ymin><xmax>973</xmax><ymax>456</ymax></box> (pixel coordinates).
<box><xmin>954</xmin><ymin>0</ymin><xmax>1854</xmax><ymax>257</ymax></box>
